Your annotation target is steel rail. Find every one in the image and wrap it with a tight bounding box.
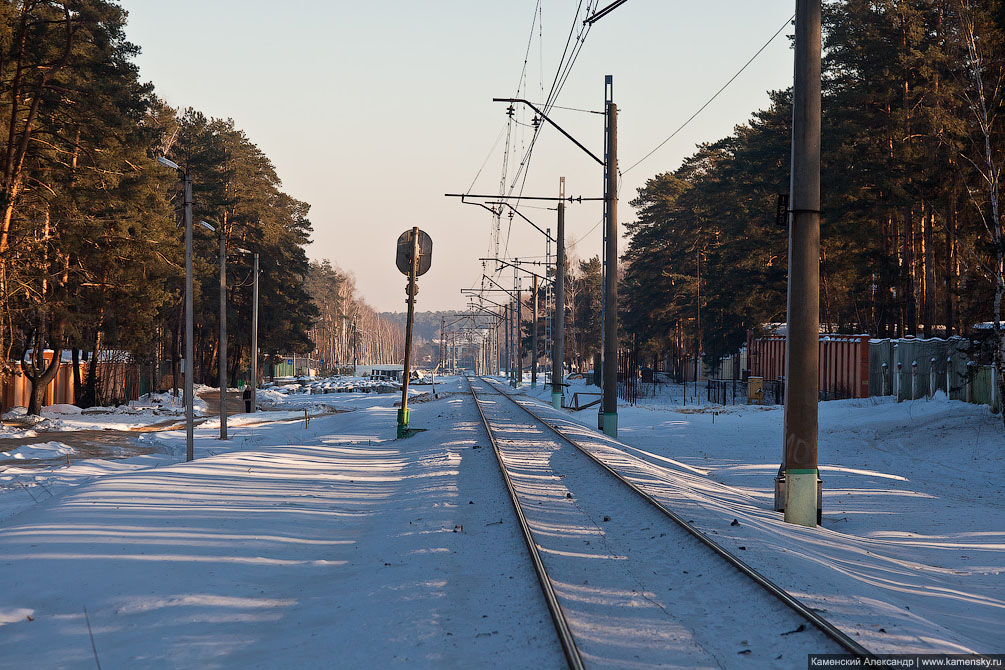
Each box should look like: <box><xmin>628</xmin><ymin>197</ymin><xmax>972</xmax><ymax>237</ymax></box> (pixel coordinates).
<box><xmin>475</xmin><ymin>376</ymin><xmax>875</xmax><ymax>660</ymax></box>
<box><xmin>466</xmin><ymin>376</ymin><xmax>586</xmax><ymax>670</ymax></box>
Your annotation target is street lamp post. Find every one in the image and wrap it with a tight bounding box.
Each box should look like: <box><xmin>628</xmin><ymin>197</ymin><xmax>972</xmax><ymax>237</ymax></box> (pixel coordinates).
<box><xmin>251</xmin><ymin>252</ymin><xmax>259</xmax><ymax>413</ymax></box>
<box><xmin>158</xmin><ymin>156</ymin><xmax>195</xmax><ymax>462</ymax></box>
<box><xmin>219</xmin><ymin>229</ymin><xmax>227</xmax><ymax>439</ymax></box>
<box><xmin>199</xmin><ymin>219</ymin><xmax>227</xmax><ymax>440</ymax></box>
<box><xmin>234</xmin><ymin>247</ymin><xmax>259</xmax><ymax>413</ymax></box>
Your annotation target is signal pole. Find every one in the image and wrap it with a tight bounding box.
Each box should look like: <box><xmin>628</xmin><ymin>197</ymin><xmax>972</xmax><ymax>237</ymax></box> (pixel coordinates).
<box><xmin>780</xmin><ymin>0</ymin><xmax>822</xmax><ymax>527</ymax></box>
<box><xmin>399</xmin><ymin>229</ymin><xmax>419</xmax><ymax>437</ymax></box>
<box><xmin>601</xmin><ymin>75</ymin><xmax>619</xmax><ymax>438</ymax></box>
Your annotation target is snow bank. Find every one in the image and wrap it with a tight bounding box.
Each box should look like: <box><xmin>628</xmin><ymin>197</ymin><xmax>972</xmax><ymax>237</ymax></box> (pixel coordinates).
<box><xmin>1</xmin><ymin>441</ymin><xmax>76</xmax><ymax>460</ymax></box>
<box><xmin>41</xmin><ymin>404</ymin><xmax>82</xmax><ymax>416</ymax></box>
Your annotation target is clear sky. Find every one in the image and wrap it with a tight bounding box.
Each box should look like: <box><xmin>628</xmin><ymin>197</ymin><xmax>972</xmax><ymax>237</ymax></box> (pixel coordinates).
<box><xmin>119</xmin><ymin>0</ymin><xmax>796</xmax><ymax>313</ymax></box>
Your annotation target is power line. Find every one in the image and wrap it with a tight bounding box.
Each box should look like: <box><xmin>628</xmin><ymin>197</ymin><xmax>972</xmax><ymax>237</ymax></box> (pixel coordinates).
<box><xmin>569</xmin><ymin>174</ymin><xmax>625</xmax><ymax>249</ymax></box>
<box><xmin>528</xmin><ymin>102</ymin><xmax>604</xmax><ymax>115</ymax></box>
<box><xmin>502</xmin><ymin>2</ymin><xmax>600</xmax><ymax>259</ymax></box>
<box><xmin>465</xmin><ymin>123</ymin><xmax>508</xmax><ymax>194</ymax></box>
<box><xmin>622</xmin><ymin>13</ymin><xmax>794</xmax><ymax>176</ymax></box>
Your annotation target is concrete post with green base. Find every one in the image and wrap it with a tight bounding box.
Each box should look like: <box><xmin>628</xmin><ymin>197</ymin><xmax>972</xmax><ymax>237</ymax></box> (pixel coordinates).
<box><xmin>600</xmin><ymin>83</ymin><xmax>619</xmax><ymax>439</ymax></box>
<box><xmin>531</xmin><ymin>274</ymin><xmax>538</xmax><ymax>389</ymax></box>
<box><xmin>780</xmin><ymin>0</ymin><xmax>822</xmax><ymax>528</ymax></box>
<box><xmin>602</xmin><ymin>412</ymin><xmax>617</xmax><ymax>438</ymax></box>
<box><xmin>784</xmin><ymin>468</ymin><xmax>818</xmax><ymax>527</ymax></box>
<box><xmin>396</xmin><ymin>408</ymin><xmax>410</xmax><ymax>439</ymax></box>
<box><xmin>551</xmin><ymin>178</ymin><xmax>566</xmax><ymax>412</ymax></box>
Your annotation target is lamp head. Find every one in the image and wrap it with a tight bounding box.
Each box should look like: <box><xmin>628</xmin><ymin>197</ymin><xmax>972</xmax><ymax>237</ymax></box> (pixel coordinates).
<box><xmin>157</xmin><ymin>156</ymin><xmax>181</xmax><ymax>171</ymax></box>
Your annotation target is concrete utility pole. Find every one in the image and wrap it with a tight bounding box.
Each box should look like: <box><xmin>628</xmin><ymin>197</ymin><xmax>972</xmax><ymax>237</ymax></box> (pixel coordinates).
<box><xmin>504</xmin><ymin>303</ymin><xmax>510</xmax><ymax>381</ymax></box>
<box><xmin>545</xmin><ymin>228</ymin><xmax>552</xmax><ymax>381</ymax></box>
<box><xmin>601</xmin><ymin>75</ymin><xmax>619</xmax><ymax>438</ymax></box>
<box><xmin>506</xmin><ymin>297</ymin><xmax>514</xmax><ymax>381</ymax></box>
<box><xmin>250</xmin><ymin>252</ymin><xmax>259</xmax><ymax>414</ymax></box>
<box><xmin>532</xmin><ymin>274</ymin><xmax>539</xmax><ymax>389</ymax></box>
<box><xmin>515</xmin><ymin>274</ymin><xmax>523</xmax><ymax>388</ymax></box>
<box><xmin>779</xmin><ymin>0</ymin><xmax>822</xmax><ymax>528</ymax></box>
<box><xmin>553</xmin><ymin>177</ymin><xmax>567</xmax><ymax>410</ymax></box>
<box><xmin>219</xmin><ymin>231</ymin><xmax>228</xmax><ymax>440</ymax></box>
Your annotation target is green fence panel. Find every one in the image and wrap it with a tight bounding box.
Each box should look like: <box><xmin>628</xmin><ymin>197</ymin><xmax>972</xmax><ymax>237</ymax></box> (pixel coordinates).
<box><xmin>869</xmin><ymin>337</ymin><xmax>969</xmax><ymax>400</ymax></box>
<box><xmin>969</xmin><ymin>365</ymin><xmax>1001</xmax><ymax>412</ymax></box>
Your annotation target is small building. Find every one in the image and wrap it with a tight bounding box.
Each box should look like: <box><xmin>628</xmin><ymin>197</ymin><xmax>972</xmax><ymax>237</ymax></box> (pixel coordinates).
<box><xmin>270</xmin><ymin>355</ymin><xmax>319</xmax><ymax>378</ymax></box>
<box><xmin>354</xmin><ymin>364</ymin><xmax>404</xmax><ymax>381</ymax></box>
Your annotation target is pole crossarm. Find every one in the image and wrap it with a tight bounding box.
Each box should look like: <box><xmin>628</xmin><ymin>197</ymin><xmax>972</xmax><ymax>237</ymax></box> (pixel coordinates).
<box><xmin>463</xmin><ymin>288</ymin><xmax>516</xmax><ymax>295</ymax></box>
<box><xmin>466</xmin><ymin>304</ymin><xmax>502</xmax><ymax>319</ymax></box>
<box><xmin>492</xmin><ymin>98</ymin><xmax>605</xmax><ymax>166</ymax></box>
<box><xmin>459</xmin><ymin>194</ymin><xmax>501</xmax><ymax>217</ymax></box>
<box><xmin>461</xmin><ymin>291</ymin><xmax>508</xmax><ymax>309</ymax></box>
<box><xmin>444</xmin><ymin>314</ymin><xmax>487</xmax><ymax>330</ymax></box>
<box><xmin>481</xmin><ymin>258</ymin><xmax>550</xmax><ymax>281</ymax></box>
<box><xmin>585</xmin><ymin>0</ymin><xmax>628</xmax><ymax>24</ymax></box>
<box><xmin>490</xmin><ymin>258</ymin><xmax>555</xmax><ymax>266</ymax></box>
<box><xmin>479</xmin><ymin>273</ymin><xmax>519</xmax><ymax>296</ymax></box>
<box><xmin>444</xmin><ymin>193</ymin><xmax>602</xmax><ymax>202</ymax></box>
<box><xmin>487</xmin><ymin>202</ymin><xmax>556</xmax><ymax>242</ymax></box>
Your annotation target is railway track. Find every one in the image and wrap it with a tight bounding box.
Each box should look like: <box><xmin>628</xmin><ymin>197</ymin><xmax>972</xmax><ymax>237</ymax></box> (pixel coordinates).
<box><xmin>466</xmin><ymin>374</ymin><xmax>873</xmax><ymax>668</ymax></box>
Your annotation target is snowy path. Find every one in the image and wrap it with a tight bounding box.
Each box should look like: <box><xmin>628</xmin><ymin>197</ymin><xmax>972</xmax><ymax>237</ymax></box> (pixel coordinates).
<box><xmin>0</xmin><ymin>374</ymin><xmax>1001</xmax><ymax>666</ymax></box>
<box><xmin>0</xmin><ymin>388</ymin><xmax>564</xmax><ymax>669</ymax></box>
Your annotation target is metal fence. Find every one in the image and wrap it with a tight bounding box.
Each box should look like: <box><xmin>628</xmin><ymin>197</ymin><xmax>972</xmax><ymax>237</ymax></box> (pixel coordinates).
<box><xmin>617</xmin><ymin>347</ymin><xmax>639</xmax><ymax>406</ymax></box>
<box><xmin>763</xmin><ymin>378</ymin><xmax>785</xmax><ymax>405</ymax></box>
<box><xmin>706</xmin><ymin>378</ymin><xmax>747</xmax><ymax>405</ymax></box>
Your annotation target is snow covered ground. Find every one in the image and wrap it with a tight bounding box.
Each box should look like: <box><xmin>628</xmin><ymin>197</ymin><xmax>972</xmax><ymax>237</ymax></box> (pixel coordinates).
<box><xmin>0</xmin><ymin>374</ymin><xmax>1001</xmax><ymax>667</ymax></box>
<box><xmin>525</xmin><ymin>377</ymin><xmax>1005</xmax><ymax>655</ymax></box>
<box><xmin>0</xmin><ymin>389</ymin><xmax>211</xmax><ymax>438</ymax></box>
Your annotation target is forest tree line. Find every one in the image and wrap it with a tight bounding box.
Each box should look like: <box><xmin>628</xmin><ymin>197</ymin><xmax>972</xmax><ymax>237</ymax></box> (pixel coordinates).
<box><xmin>308</xmin><ymin>260</ymin><xmax>404</xmax><ymax>371</ymax></box>
<box><xmin>622</xmin><ymin>0</ymin><xmax>1005</xmax><ymax>368</ymax></box>
<box><xmin>0</xmin><ymin>1</ymin><xmax>388</xmax><ymax>412</ymax></box>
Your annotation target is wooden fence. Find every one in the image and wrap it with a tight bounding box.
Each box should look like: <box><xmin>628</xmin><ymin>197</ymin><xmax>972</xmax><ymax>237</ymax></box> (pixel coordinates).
<box><xmin>1</xmin><ymin>352</ymin><xmax>140</xmax><ymax>413</ymax></box>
